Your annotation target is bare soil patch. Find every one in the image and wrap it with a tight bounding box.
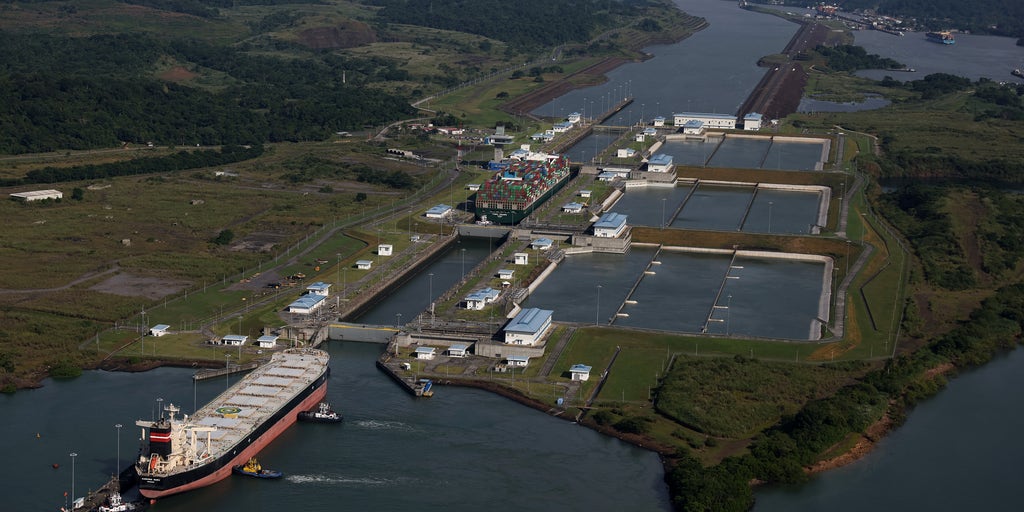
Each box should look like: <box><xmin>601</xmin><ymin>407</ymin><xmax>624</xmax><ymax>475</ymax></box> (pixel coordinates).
<box><xmin>157</xmin><ymin>66</ymin><xmax>197</xmax><ymax>83</ymax></box>
<box><xmin>298</xmin><ymin>21</ymin><xmax>377</xmax><ymax>49</ymax></box>
<box><xmin>89</xmin><ymin>273</ymin><xmax>189</xmax><ymax>300</ymax></box>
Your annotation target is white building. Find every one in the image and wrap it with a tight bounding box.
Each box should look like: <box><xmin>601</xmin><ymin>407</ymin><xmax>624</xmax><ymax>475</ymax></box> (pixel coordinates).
<box><xmin>447</xmin><ymin>344</ymin><xmax>469</xmax><ymax>357</ymax></box>
<box><xmin>579</xmin><ymin>190</ymin><xmax>592</xmax><ymax>199</ymax></box>
<box><xmin>466</xmin><ymin>184</ymin><xmax>481</xmax><ymax>191</ymax></box>
<box><xmin>569</xmin><ymin>364</ymin><xmax>592</xmax><ymax>381</ymax></box>
<box><xmin>306</xmin><ymin>282</ymin><xmax>331</xmax><ymax>296</ymax></box>
<box><xmin>465</xmin><ymin>287</ymin><xmax>500</xmax><ymax>310</ymax></box>
<box><xmin>682</xmin><ymin>119</ymin><xmax>706</xmax><ymax>135</ymax></box>
<box><xmin>149</xmin><ymin>324</ymin><xmax>170</xmax><ymax>337</ymax></box>
<box><xmin>10</xmin><ymin>189</ymin><xmax>62</xmax><ymax>202</ymax></box>
<box><xmin>531</xmin><ymin>238</ymin><xmax>553</xmax><ymax>250</ymax></box>
<box><xmin>551</xmin><ymin>122</ymin><xmax>573</xmax><ymax>133</ymax></box>
<box><xmin>593</xmin><ymin>212</ymin><xmax>628</xmax><ymax>238</ymax></box>
<box><xmin>504</xmin><ymin>307</ymin><xmax>553</xmax><ymax>346</ymax></box>
<box><xmin>652</xmin><ymin>116</ymin><xmax>666</xmax><ymax>127</ymax></box>
<box><xmin>414</xmin><ymin>346</ymin><xmax>436</xmax><ymax>360</ymax></box>
<box><xmin>743</xmin><ymin>112</ymin><xmax>764</xmax><ymax>131</ymax></box>
<box><xmin>425</xmin><ymin>204</ymin><xmax>453</xmax><ymax>218</ymax></box>
<box><xmin>673</xmin><ymin>112</ymin><xmax>737</xmax><ymax>130</ymax></box>
<box><xmin>497</xmin><ymin>269</ymin><xmax>515</xmax><ymax>280</ymax></box>
<box><xmin>506</xmin><ymin>355</ymin><xmax>530</xmax><ymax>367</ymax></box>
<box><xmin>562</xmin><ymin>202</ymin><xmax>586</xmax><ymax>214</ymax></box>
<box><xmin>646</xmin><ymin>153</ymin><xmax>674</xmax><ymax>173</ymax></box>
<box><xmin>286</xmin><ymin>293</ymin><xmax>327</xmax><ymax>315</ymax></box>
<box><xmin>355</xmin><ymin>260</ymin><xmax>373</xmax><ymax>270</ymax></box>
<box><xmin>221</xmin><ymin>334</ymin><xmax>248</xmax><ymax>346</ymax></box>
<box><xmin>616</xmin><ymin>148</ymin><xmax>637</xmax><ymax>158</ymax></box>
<box><xmin>514</xmin><ymin>252</ymin><xmax>529</xmax><ymax>265</ymax></box>
<box><xmin>378</xmin><ymin>244</ymin><xmax>393</xmax><ymax>256</ymax></box>
<box><xmin>567</xmin><ymin>112</ymin><xmax>582</xmax><ymax>124</ymax></box>
<box><xmin>256</xmin><ymin>335</ymin><xmax>279</xmax><ymax>349</ymax></box>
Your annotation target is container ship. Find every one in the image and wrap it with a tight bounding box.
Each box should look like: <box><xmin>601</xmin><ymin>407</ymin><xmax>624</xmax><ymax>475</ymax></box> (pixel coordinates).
<box><xmin>475</xmin><ymin>153</ymin><xmax>571</xmax><ymax>225</ymax></box>
<box><xmin>926</xmin><ymin>31</ymin><xmax>955</xmax><ymax>44</ymax></box>
<box><xmin>134</xmin><ymin>348</ymin><xmax>330</xmax><ymax>499</ymax></box>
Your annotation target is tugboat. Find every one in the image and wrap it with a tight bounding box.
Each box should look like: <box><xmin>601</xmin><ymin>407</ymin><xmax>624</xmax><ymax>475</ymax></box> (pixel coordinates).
<box><xmin>232</xmin><ymin>457</ymin><xmax>282</xmax><ymax>479</ymax></box>
<box><xmin>297</xmin><ymin>402</ymin><xmax>342</xmax><ymax>423</ymax></box>
<box><xmin>98</xmin><ymin>488</ymin><xmax>142</xmax><ymax>512</ymax></box>
<box><xmin>1012</xmin><ymin>69</ymin><xmax>1024</xmax><ymax>79</ymax></box>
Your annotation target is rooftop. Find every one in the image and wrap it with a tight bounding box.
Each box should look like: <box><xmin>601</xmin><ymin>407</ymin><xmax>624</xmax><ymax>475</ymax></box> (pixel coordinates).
<box><xmin>505</xmin><ymin>307</ymin><xmax>553</xmax><ymax>334</ymax></box>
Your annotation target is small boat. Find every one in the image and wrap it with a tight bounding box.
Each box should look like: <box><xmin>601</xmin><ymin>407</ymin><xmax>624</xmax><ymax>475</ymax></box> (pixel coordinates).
<box><xmin>98</xmin><ymin>488</ymin><xmax>142</xmax><ymax>512</ymax></box>
<box><xmin>297</xmin><ymin>402</ymin><xmax>342</xmax><ymax>423</ymax></box>
<box><xmin>232</xmin><ymin>457</ymin><xmax>282</xmax><ymax>479</ymax></box>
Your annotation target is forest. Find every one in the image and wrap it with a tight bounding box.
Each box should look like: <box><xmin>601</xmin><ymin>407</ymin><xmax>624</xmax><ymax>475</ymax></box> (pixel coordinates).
<box><xmin>0</xmin><ymin>32</ymin><xmax>416</xmax><ymax>154</ymax></box>
<box><xmin>783</xmin><ymin>0</ymin><xmax>1024</xmax><ymax>38</ymax></box>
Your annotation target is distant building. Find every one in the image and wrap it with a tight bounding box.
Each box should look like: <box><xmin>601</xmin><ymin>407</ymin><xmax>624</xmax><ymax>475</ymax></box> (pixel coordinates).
<box><xmin>616</xmin><ymin>148</ymin><xmax>637</xmax><ymax>158</ymax></box>
<box><xmin>414</xmin><ymin>346</ymin><xmax>436</xmax><ymax>360</ymax></box>
<box><xmin>593</xmin><ymin>212</ymin><xmax>628</xmax><ymax>238</ymax></box>
<box><xmin>579</xmin><ymin>190</ymin><xmax>592</xmax><ymax>199</ymax></box>
<box><xmin>447</xmin><ymin>344</ymin><xmax>469</xmax><ymax>357</ymax></box>
<box><xmin>673</xmin><ymin>112</ymin><xmax>737</xmax><ymax>130</ymax></box>
<box><xmin>514</xmin><ymin>252</ymin><xmax>529</xmax><ymax>265</ymax></box>
<box><xmin>425</xmin><ymin>204</ymin><xmax>453</xmax><ymax>218</ymax></box>
<box><xmin>562</xmin><ymin>202</ymin><xmax>586</xmax><ymax>213</ymax></box>
<box><xmin>646</xmin><ymin>154</ymin><xmax>674</xmax><ymax>173</ymax></box>
<box><xmin>10</xmin><ymin>189</ymin><xmax>62</xmax><ymax>202</ymax></box>
<box><xmin>355</xmin><ymin>260</ymin><xmax>373</xmax><ymax>270</ymax></box>
<box><xmin>306</xmin><ymin>282</ymin><xmax>331</xmax><ymax>296</ymax></box>
<box><xmin>531</xmin><ymin>238</ymin><xmax>553</xmax><ymax>250</ymax></box>
<box><xmin>497</xmin><ymin>269</ymin><xmax>515</xmax><ymax>280</ymax></box>
<box><xmin>286</xmin><ymin>294</ymin><xmax>327</xmax><ymax>315</ymax></box>
<box><xmin>504</xmin><ymin>307</ymin><xmax>553</xmax><ymax>346</ymax></box>
<box><xmin>569</xmin><ymin>364</ymin><xmax>592</xmax><ymax>381</ymax></box>
<box><xmin>466</xmin><ymin>184</ymin><xmax>481</xmax><ymax>191</ymax></box>
<box><xmin>256</xmin><ymin>335</ymin><xmax>279</xmax><ymax>349</ymax></box>
<box><xmin>149</xmin><ymin>324</ymin><xmax>170</xmax><ymax>337</ymax></box>
<box><xmin>743</xmin><ymin>112</ymin><xmax>764</xmax><ymax>131</ymax></box>
<box><xmin>506</xmin><ymin>355</ymin><xmax>530</xmax><ymax>367</ymax></box>
<box><xmin>567</xmin><ymin>112</ymin><xmax>582</xmax><ymax>124</ymax></box>
<box><xmin>652</xmin><ymin>116</ymin><xmax>666</xmax><ymax>127</ymax></box>
<box><xmin>465</xmin><ymin>287</ymin><xmax>500</xmax><ymax>310</ymax></box>
<box><xmin>378</xmin><ymin>244</ymin><xmax>393</xmax><ymax>256</ymax></box>
<box><xmin>551</xmin><ymin>122</ymin><xmax>573</xmax><ymax>133</ymax></box>
<box><xmin>682</xmin><ymin>119</ymin><xmax>705</xmax><ymax>135</ymax></box>
<box><xmin>221</xmin><ymin>334</ymin><xmax>248</xmax><ymax>346</ymax></box>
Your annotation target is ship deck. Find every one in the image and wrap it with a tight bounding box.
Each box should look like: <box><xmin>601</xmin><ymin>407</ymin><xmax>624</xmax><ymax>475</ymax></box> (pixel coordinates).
<box><xmin>188</xmin><ymin>349</ymin><xmax>328</xmax><ymax>458</ymax></box>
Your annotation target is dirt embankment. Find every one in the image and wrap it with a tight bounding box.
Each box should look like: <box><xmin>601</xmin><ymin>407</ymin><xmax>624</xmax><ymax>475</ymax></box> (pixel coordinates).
<box><xmin>736</xmin><ymin>22</ymin><xmax>829</xmax><ymax>120</ymax></box>
<box><xmin>499</xmin><ymin>57</ymin><xmax>633</xmax><ymax>116</ymax></box>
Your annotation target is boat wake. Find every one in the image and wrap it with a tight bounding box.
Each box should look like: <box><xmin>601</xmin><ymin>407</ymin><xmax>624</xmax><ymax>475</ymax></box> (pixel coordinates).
<box><xmin>352</xmin><ymin>419</ymin><xmax>416</xmax><ymax>432</ymax></box>
<box><xmin>286</xmin><ymin>474</ymin><xmax>392</xmax><ymax>486</ymax></box>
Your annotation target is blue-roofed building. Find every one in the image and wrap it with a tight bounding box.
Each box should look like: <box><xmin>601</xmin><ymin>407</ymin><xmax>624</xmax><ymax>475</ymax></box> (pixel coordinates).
<box><xmin>257</xmin><ymin>335</ymin><xmax>279</xmax><ymax>349</ymax></box>
<box><xmin>465</xmin><ymin>287</ymin><xmax>500</xmax><ymax>310</ymax></box>
<box><xmin>530</xmin><ymin>131</ymin><xmax>554</xmax><ymax>142</ymax></box>
<box><xmin>425</xmin><ymin>204</ymin><xmax>453</xmax><ymax>218</ymax></box>
<box><xmin>673</xmin><ymin>112</ymin><xmax>737</xmax><ymax>129</ymax></box>
<box><xmin>567</xmin><ymin>112</ymin><xmax>582</xmax><ymax>124</ymax></box>
<box><xmin>551</xmin><ymin>122</ymin><xmax>573</xmax><ymax>133</ymax></box>
<box><xmin>594</xmin><ymin>212</ymin><xmax>628</xmax><ymax>238</ymax></box>
<box><xmin>562</xmin><ymin>202</ymin><xmax>585</xmax><ymax>213</ymax></box>
<box><xmin>682</xmin><ymin>119</ymin><xmax>705</xmax><ymax>135</ymax></box>
<box><xmin>652</xmin><ymin>116</ymin><xmax>666</xmax><ymax>127</ymax></box>
<box><xmin>414</xmin><ymin>346</ymin><xmax>436</xmax><ymax>360</ymax></box>
<box><xmin>306</xmin><ymin>281</ymin><xmax>331</xmax><ymax>296</ymax></box>
<box><xmin>616</xmin><ymin>148</ymin><xmax>637</xmax><ymax>159</ymax></box>
<box><xmin>149</xmin><ymin>324</ymin><xmax>171</xmax><ymax>337</ymax></box>
<box><xmin>569</xmin><ymin>364</ymin><xmax>593</xmax><ymax>381</ymax></box>
<box><xmin>504</xmin><ymin>307</ymin><xmax>553</xmax><ymax>345</ymax></box>
<box><xmin>221</xmin><ymin>334</ymin><xmax>248</xmax><ymax>346</ymax></box>
<box><xmin>531</xmin><ymin>238</ymin><xmax>553</xmax><ymax>250</ymax></box>
<box><xmin>287</xmin><ymin>293</ymin><xmax>327</xmax><ymax>315</ymax></box>
<box><xmin>646</xmin><ymin>153</ymin><xmax>674</xmax><ymax>173</ymax></box>
<box><xmin>743</xmin><ymin>112</ymin><xmax>764</xmax><ymax>131</ymax></box>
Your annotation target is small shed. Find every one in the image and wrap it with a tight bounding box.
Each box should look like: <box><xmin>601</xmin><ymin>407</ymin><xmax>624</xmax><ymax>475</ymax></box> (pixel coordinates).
<box><xmin>414</xmin><ymin>346</ymin><xmax>436</xmax><ymax>360</ymax></box>
<box><xmin>652</xmin><ymin>116</ymin><xmax>666</xmax><ymax>127</ymax></box>
<box><xmin>256</xmin><ymin>335</ymin><xmax>279</xmax><ymax>349</ymax></box>
<box><xmin>149</xmin><ymin>324</ymin><xmax>170</xmax><ymax>337</ymax></box>
<box><xmin>579</xmin><ymin>190</ymin><xmax>592</xmax><ymax>199</ymax></box>
<box><xmin>465</xmin><ymin>287</ymin><xmax>500</xmax><ymax>310</ymax></box>
<box><xmin>306</xmin><ymin>282</ymin><xmax>331</xmax><ymax>296</ymax></box>
<box><xmin>514</xmin><ymin>252</ymin><xmax>529</xmax><ymax>265</ymax></box>
<box><xmin>507</xmin><ymin>355</ymin><xmax>530</xmax><ymax>367</ymax></box>
<box><xmin>378</xmin><ymin>244</ymin><xmax>393</xmax><ymax>256</ymax></box>
<box><xmin>221</xmin><ymin>334</ymin><xmax>248</xmax><ymax>346</ymax></box>
<box><xmin>569</xmin><ymin>364</ymin><xmax>593</xmax><ymax>381</ymax></box>
<box><xmin>466</xmin><ymin>184</ymin><xmax>481</xmax><ymax>191</ymax></box>
<box><xmin>617</xmin><ymin>148</ymin><xmax>637</xmax><ymax>158</ymax></box>
<box><xmin>425</xmin><ymin>204</ymin><xmax>453</xmax><ymax>218</ymax></box>
<box><xmin>356</xmin><ymin>260</ymin><xmax>373</xmax><ymax>270</ymax></box>
<box><xmin>447</xmin><ymin>344</ymin><xmax>469</xmax><ymax>358</ymax></box>
<box><xmin>497</xmin><ymin>269</ymin><xmax>515</xmax><ymax>280</ymax></box>
<box><xmin>646</xmin><ymin>153</ymin><xmax>674</xmax><ymax>173</ymax></box>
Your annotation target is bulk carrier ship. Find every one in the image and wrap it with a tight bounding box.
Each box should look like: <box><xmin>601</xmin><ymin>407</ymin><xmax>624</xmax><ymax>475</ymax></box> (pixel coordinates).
<box><xmin>474</xmin><ymin>153</ymin><xmax>571</xmax><ymax>225</ymax></box>
<box><xmin>134</xmin><ymin>348</ymin><xmax>330</xmax><ymax>499</ymax></box>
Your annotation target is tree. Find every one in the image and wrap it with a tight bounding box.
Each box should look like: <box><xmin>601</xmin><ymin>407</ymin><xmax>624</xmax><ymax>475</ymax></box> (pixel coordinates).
<box><xmin>71</xmin><ymin>188</ymin><xmax>84</xmax><ymax>201</ymax></box>
<box><xmin>355</xmin><ymin>192</ymin><xmax>368</xmax><ymax>202</ymax></box>
<box><xmin>210</xmin><ymin>229</ymin><xmax>234</xmax><ymax>245</ymax></box>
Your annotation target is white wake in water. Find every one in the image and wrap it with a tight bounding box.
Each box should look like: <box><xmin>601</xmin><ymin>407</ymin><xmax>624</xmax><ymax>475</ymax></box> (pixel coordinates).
<box><xmin>286</xmin><ymin>474</ymin><xmax>392</xmax><ymax>486</ymax></box>
<box><xmin>352</xmin><ymin>419</ymin><xmax>416</xmax><ymax>432</ymax></box>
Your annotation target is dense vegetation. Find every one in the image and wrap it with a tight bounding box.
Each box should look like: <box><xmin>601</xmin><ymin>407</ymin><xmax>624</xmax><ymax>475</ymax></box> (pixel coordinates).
<box><xmin>365</xmin><ymin>0</ymin><xmax>645</xmax><ymax>48</ymax></box>
<box><xmin>118</xmin><ymin>0</ymin><xmax>320</xmax><ymax>18</ymax></box>
<box><xmin>778</xmin><ymin>0</ymin><xmax>1024</xmax><ymax>38</ymax></box>
<box><xmin>815</xmin><ymin>45</ymin><xmax>903</xmax><ymax>72</ymax></box>
<box><xmin>0</xmin><ymin>32</ymin><xmax>415</xmax><ymax>154</ymax></box>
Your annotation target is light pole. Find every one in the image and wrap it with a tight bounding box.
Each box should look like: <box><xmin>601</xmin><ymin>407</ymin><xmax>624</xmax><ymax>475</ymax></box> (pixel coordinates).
<box><xmin>726</xmin><ymin>294</ymin><xmax>732</xmax><ymax>335</ymax></box>
<box><xmin>461</xmin><ymin>248</ymin><xmax>466</xmax><ymax>278</ymax></box>
<box><xmin>768</xmin><ymin>201</ymin><xmax>774</xmax><ymax>233</ymax></box>
<box><xmin>428</xmin><ymin>273</ymin><xmax>434</xmax><ymax>326</ymax></box>
<box><xmin>595</xmin><ymin>285</ymin><xmax>602</xmax><ymax>326</ymax></box>
<box><xmin>396</xmin><ymin>313</ymin><xmax>402</xmax><ymax>329</ymax></box>
<box><xmin>70</xmin><ymin>452</ymin><xmax>77</xmax><ymax>509</ymax></box>
<box><xmin>661</xmin><ymin>198</ymin><xmax>667</xmax><ymax>228</ymax></box>
<box><xmin>115</xmin><ymin>423</ymin><xmax>122</xmax><ymax>475</ymax></box>
<box><xmin>846</xmin><ymin>240</ymin><xmax>852</xmax><ymax>275</ymax></box>
<box><xmin>337</xmin><ymin>253</ymin><xmax>342</xmax><ymax>290</ymax></box>
<box><xmin>224</xmin><ymin>354</ymin><xmax>231</xmax><ymax>391</ymax></box>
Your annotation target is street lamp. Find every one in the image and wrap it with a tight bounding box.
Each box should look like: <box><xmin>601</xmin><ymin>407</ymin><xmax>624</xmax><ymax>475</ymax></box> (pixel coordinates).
<box><xmin>70</xmin><ymin>452</ymin><xmax>77</xmax><ymax>510</ymax></box>
<box><xmin>115</xmin><ymin>423</ymin><xmax>123</xmax><ymax>475</ymax></box>
<box><xmin>595</xmin><ymin>285</ymin><xmax>602</xmax><ymax>326</ymax></box>
<box><xmin>726</xmin><ymin>294</ymin><xmax>732</xmax><ymax>335</ymax></box>
<box><xmin>224</xmin><ymin>354</ymin><xmax>231</xmax><ymax>391</ymax></box>
<box><xmin>461</xmin><ymin>248</ymin><xmax>466</xmax><ymax>278</ymax></box>
<box><xmin>396</xmin><ymin>313</ymin><xmax>402</xmax><ymax>329</ymax></box>
<box><xmin>661</xmin><ymin>198</ymin><xmax>667</xmax><ymax>228</ymax></box>
<box><xmin>768</xmin><ymin>201</ymin><xmax>774</xmax><ymax>233</ymax></box>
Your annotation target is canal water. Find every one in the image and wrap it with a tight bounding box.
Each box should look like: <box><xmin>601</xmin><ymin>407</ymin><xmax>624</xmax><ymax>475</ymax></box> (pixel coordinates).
<box><xmin>611</xmin><ymin>183</ymin><xmax>823</xmax><ymax>234</ymax></box>
<box><xmin>523</xmin><ymin>246</ymin><xmax>827</xmax><ymax>340</ymax></box>
<box><xmin>533</xmin><ymin>0</ymin><xmax>799</xmax><ymax>124</ymax></box>
<box><xmin>852</xmin><ymin>30</ymin><xmax>1024</xmax><ymax>83</ymax></box>
<box><xmin>5</xmin><ymin>342</ymin><xmax>671</xmax><ymax>511</ymax></box>
<box><xmin>754</xmin><ymin>347</ymin><xmax>1024</xmax><ymax>511</ymax></box>
<box><xmin>655</xmin><ymin>138</ymin><xmax>826</xmax><ymax>170</ymax></box>
<box><xmin>563</xmin><ymin>132</ymin><xmax>620</xmax><ymax>164</ymax></box>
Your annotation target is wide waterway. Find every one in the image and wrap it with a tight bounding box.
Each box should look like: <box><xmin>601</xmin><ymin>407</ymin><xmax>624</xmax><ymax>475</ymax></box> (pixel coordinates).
<box><xmin>6</xmin><ymin>342</ymin><xmax>670</xmax><ymax>511</ymax></box>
